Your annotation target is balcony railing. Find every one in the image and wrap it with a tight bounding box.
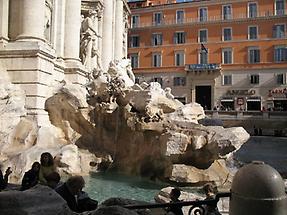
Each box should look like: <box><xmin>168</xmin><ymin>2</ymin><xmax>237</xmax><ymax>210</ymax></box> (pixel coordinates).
<box><xmin>186</xmin><ymin>63</ymin><xmax>221</xmax><ymax>71</ymax></box>
<box><xmin>131</xmin><ymin>10</ymin><xmax>287</xmax><ymax>29</ymax></box>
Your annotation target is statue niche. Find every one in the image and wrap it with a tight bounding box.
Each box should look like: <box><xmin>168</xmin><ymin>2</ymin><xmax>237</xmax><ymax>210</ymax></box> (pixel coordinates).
<box><xmin>80</xmin><ymin>10</ymin><xmax>101</xmax><ymax>71</ymax></box>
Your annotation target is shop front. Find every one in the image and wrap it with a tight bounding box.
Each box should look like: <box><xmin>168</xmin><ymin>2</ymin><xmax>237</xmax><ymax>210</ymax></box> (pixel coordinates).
<box><xmin>219</xmin><ymin>89</ymin><xmax>259</xmax><ymax>111</ymax></box>
<box><xmin>268</xmin><ymin>88</ymin><xmax>287</xmax><ymax>111</ymax></box>
<box><xmin>220</xmin><ymin>98</ymin><xmax>234</xmax><ymax>110</ymax></box>
<box><xmin>246</xmin><ymin>97</ymin><xmax>261</xmax><ymax>111</ymax></box>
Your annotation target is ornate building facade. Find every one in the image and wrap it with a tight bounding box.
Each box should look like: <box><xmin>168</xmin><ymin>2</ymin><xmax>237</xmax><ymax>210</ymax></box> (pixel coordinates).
<box><xmin>0</xmin><ymin>0</ymin><xmax>130</xmax><ymax>125</ymax></box>
<box><xmin>128</xmin><ymin>0</ymin><xmax>287</xmax><ymax>111</ymax></box>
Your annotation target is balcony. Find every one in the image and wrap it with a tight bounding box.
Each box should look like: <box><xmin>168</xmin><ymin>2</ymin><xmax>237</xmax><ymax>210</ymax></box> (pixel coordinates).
<box><xmin>131</xmin><ymin>10</ymin><xmax>287</xmax><ymax>29</ymax></box>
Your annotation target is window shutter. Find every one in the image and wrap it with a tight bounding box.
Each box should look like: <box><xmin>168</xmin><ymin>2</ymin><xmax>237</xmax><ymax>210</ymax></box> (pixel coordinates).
<box><xmin>183</xmin><ymin>32</ymin><xmax>186</xmax><ymax>43</ymax></box>
<box><xmin>174</xmin><ymin>33</ymin><xmax>177</xmax><ymax>44</ymax></box>
<box><xmin>272</xmin><ymin>25</ymin><xmax>276</xmax><ymax>38</ymax></box>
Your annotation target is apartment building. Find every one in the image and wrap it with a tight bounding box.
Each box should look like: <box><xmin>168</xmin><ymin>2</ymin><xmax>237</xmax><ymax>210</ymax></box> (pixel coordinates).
<box><xmin>128</xmin><ymin>0</ymin><xmax>287</xmax><ymax>111</ymax></box>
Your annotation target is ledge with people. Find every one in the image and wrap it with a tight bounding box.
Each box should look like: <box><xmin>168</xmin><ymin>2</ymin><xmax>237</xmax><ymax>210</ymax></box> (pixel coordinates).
<box><xmin>1</xmin><ymin>152</ymin><xmax>98</xmax><ymax>213</ymax></box>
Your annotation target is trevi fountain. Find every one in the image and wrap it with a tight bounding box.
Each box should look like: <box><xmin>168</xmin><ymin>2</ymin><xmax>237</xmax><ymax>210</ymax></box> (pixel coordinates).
<box><xmin>0</xmin><ymin>0</ymin><xmax>252</xmax><ymax>214</ymax></box>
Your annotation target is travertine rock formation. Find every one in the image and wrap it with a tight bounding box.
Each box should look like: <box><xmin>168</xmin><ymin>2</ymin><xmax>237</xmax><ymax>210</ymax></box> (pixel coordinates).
<box><xmin>0</xmin><ymin>59</ymin><xmax>249</xmax><ymax>185</ymax></box>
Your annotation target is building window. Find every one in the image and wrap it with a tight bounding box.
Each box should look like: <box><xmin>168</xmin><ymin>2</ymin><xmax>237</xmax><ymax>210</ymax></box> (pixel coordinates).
<box><xmin>174</xmin><ymin>77</ymin><xmax>186</xmax><ymax>86</ymax></box>
<box><xmin>174</xmin><ymin>32</ymin><xmax>186</xmax><ymax>44</ymax></box>
<box><xmin>248</xmin><ymin>2</ymin><xmax>257</xmax><ymax>18</ymax></box>
<box><xmin>154</xmin><ymin>12</ymin><xmax>163</xmax><ymax>25</ymax></box>
<box><xmin>199</xmin><ymin>7</ymin><xmax>208</xmax><ymax>22</ymax></box>
<box><xmin>273</xmin><ymin>24</ymin><xmax>285</xmax><ymax>38</ymax></box>
<box><xmin>248</xmin><ymin>26</ymin><xmax>258</xmax><ymax>39</ymax></box>
<box><xmin>277</xmin><ymin>73</ymin><xmax>286</xmax><ymax>84</ymax></box>
<box><xmin>130</xmin><ymin>53</ymin><xmax>139</xmax><ymax>69</ymax></box>
<box><xmin>152</xmin><ymin>33</ymin><xmax>163</xmax><ymax>46</ymax></box>
<box><xmin>130</xmin><ymin>35</ymin><xmax>140</xmax><ymax>47</ymax></box>
<box><xmin>250</xmin><ymin>74</ymin><xmax>259</xmax><ymax>84</ymax></box>
<box><xmin>153</xmin><ymin>77</ymin><xmax>163</xmax><ymax>86</ymax></box>
<box><xmin>222</xmin><ymin>48</ymin><xmax>233</xmax><ymax>64</ymax></box>
<box><xmin>222</xmin><ymin>5</ymin><xmax>232</xmax><ymax>20</ymax></box>
<box><xmin>249</xmin><ymin>47</ymin><xmax>260</xmax><ymax>63</ymax></box>
<box><xmin>274</xmin><ymin>45</ymin><xmax>287</xmax><ymax>62</ymax></box>
<box><xmin>199</xmin><ymin>29</ymin><xmax>207</xmax><ymax>43</ymax></box>
<box><xmin>199</xmin><ymin>50</ymin><xmax>208</xmax><ymax>64</ymax></box>
<box><xmin>176</xmin><ymin>10</ymin><xmax>184</xmax><ymax>24</ymax></box>
<box><xmin>275</xmin><ymin>0</ymin><xmax>285</xmax><ymax>15</ymax></box>
<box><xmin>175</xmin><ymin>51</ymin><xmax>185</xmax><ymax>66</ymax></box>
<box><xmin>152</xmin><ymin>52</ymin><xmax>162</xmax><ymax>67</ymax></box>
<box><xmin>222</xmin><ymin>75</ymin><xmax>232</xmax><ymax>85</ymax></box>
<box><xmin>223</xmin><ymin>28</ymin><xmax>232</xmax><ymax>41</ymax></box>
<box><xmin>131</xmin><ymin>15</ymin><xmax>140</xmax><ymax>28</ymax></box>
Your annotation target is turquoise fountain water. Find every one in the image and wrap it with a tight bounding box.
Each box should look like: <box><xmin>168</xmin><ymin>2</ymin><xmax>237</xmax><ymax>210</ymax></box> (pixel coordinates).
<box><xmin>83</xmin><ymin>137</ymin><xmax>287</xmax><ymax>204</ymax></box>
<box><xmin>84</xmin><ymin>172</ymin><xmax>168</xmax><ymax>203</ymax></box>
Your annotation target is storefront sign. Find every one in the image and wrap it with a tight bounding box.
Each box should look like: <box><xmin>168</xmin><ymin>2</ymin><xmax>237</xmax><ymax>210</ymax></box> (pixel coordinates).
<box><xmin>268</xmin><ymin>88</ymin><xmax>287</xmax><ymax>97</ymax></box>
<box><xmin>226</xmin><ymin>89</ymin><xmax>255</xmax><ymax>96</ymax></box>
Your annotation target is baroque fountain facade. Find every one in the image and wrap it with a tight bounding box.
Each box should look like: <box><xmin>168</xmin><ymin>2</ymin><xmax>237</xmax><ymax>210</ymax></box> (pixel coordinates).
<box><xmin>0</xmin><ymin>0</ymin><xmax>249</xmax><ymax>186</ymax></box>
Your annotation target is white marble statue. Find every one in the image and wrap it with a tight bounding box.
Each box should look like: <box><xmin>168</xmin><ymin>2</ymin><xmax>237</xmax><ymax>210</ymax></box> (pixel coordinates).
<box><xmin>107</xmin><ymin>59</ymin><xmax>135</xmax><ymax>88</ymax></box>
<box><xmin>80</xmin><ymin>10</ymin><xmax>101</xmax><ymax>71</ymax></box>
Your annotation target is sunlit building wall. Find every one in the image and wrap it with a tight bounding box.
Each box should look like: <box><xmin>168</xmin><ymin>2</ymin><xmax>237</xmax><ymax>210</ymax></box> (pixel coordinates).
<box><xmin>128</xmin><ymin>0</ymin><xmax>287</xmax><ymax>111</ymax></box>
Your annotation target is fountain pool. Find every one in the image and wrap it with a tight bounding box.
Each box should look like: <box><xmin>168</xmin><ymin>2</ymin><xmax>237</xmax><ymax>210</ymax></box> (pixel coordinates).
<box><xmin>83</xmin><ymin>172</ymin><xmax>169</xmax><ymax>203</ymax></box>
<box><xmin>84</xmin><ymin>136</ymin><xmax>287</xmax><ymax>204</ymax></box>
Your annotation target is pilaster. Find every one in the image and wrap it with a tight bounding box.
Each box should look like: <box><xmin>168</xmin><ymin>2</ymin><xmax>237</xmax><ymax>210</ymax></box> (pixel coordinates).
<box><xmin>0</xmin><ymin>0</ymin><xmax>9</xmax><ymax>45</ymax></box>
<box><xmin>102</xmin><ymin>0</ymin><xmax>114</xmax><ymax>71</ymax></box>
<box><xmin>114</xmin><ymin>0</ymin><xmax>124</xmax><ymax>60</ymax></box>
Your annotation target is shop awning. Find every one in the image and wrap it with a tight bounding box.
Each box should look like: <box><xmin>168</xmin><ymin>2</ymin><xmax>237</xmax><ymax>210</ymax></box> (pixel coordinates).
<box><xmin>273</xmin><ymin>97</ymin><xmax>287</xmax><ymax>100</ymax></box>
<box><xmin>221</xmin><ymin>99</ymin><xmax>234</xmax><ymax>102</ymax></box>
<box><xmin>247</xmin><ymin>98</ymin><xmax>261</xmax><ymax>102</ymax></box>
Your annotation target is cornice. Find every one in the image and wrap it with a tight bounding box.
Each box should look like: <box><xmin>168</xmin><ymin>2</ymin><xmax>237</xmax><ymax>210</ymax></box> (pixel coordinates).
<box><xmin>131</xmin><ymin>0</ymin><xmax>252</xmax><ymax>13</ymax></box>
<box><xmin>130</xmin><ymin>14</ymin><xmax>287</xmax><ymax>30</ymax></box>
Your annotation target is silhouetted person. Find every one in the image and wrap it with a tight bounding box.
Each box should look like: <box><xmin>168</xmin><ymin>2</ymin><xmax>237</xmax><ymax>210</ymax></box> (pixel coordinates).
<box><xmin>55</xmin><ymin>176</ymin><xmax>97</xmax><ymax>213</ymax></box>
<box><xmin>39</xmin><ymin>152</ymin><xmax>58</xmax><ymax>185</ymax></box>
<box><xmin>166</xmin><ymin>187</ymin><xmax>183</xmax><ymax>215</ymax></box>
<box><xmin>203</xmin><ymin>183</ymin><xmax>221</xmax><ymax>215</ymax></box>
<box><xmin>253</xmin><ymin>126</ymin><xmax>258</xmax><ymax>136</ymax></box>
<box><xmin>258</xmin><ymin>128</ymin><xmax>262</xmax><ymax>136</ymax></box>
<box><xmin>0</xmin><ymin>166</ymin><xmax>12</xmax><ymax>191</ymax></box>
<box><xmin>46</xmin><ymin>171</ymin><xmax>61</xmax><ymax>189</ymax></box>
<box><xmin>21</xmin><ymin>162</ymin><xmax>40</xmax><ymax>191</ymax></box>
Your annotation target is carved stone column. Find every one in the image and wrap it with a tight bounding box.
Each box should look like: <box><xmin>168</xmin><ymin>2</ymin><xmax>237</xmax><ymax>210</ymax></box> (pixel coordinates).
<box><xmin>102</xmin><ymin>0</ymin><xmax>114</xmax><ymax>71</ymax></box>
<box><xmin>0</xmin><ymin>0</ymin><xmax>9</xmax><ymax>44</ymax></box>
<box><xmin>16</xmin><ymin>0</ymin><xmax>45</xmax><ymax>41</ymax></box>
<box><xmin>64</xmin><ymin>0</ymin><xmax>81</xmax><ymax>62</ymax></box>
<box><xmin>114</xmin><ymin>0</ymin><xmax>124</xmax><ymax>60</ymax></box>
<box><xmin>97</xmin><ymin>8</ymin><xmax>104</xmax><ymax>69</ymax></box>
<box><xmin>54</xmin><ymin>0</ymin><xmax>66</xmax><ymax>59</ymax></box>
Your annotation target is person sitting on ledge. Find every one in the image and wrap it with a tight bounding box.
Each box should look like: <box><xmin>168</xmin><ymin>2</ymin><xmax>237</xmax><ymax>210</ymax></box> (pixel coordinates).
<box><xmin>0</xmin><ymin>166</ymin><xmax>12</xmax><ymax>191</ymax></box>
<box><xmin>46</xmin><ymin>171</ymin><xmax>61</xmax><ymax>189</ymax></box>
<box><xmin>166</xmin><ymin>187</ymin><xmax>183</xmax><ymax>215</ymax></box>
<box><xmin>202</xmin><ymin>183</ymin><xmax>221</xmax><ymax>215</ymax></box>
<box><xmin>55</xmin><ymin>175</ymin><xmax>98</xmax><ymax>213</ymax></box>
<box><xmin>21</xmin><ymin>162</ymin><xmax>40</xmax><ymax>191</ymax></box>
<box><xmin>39</xmin><ymin>152</ymin><xmax>58</xmax><ymax>185</ymax></box>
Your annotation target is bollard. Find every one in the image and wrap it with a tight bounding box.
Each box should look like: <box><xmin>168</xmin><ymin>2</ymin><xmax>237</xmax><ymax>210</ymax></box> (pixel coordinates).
<box><xmin>229</xmin><ymin>161</ymin><xmax>287</xmax><ymax>215</ymax></box>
